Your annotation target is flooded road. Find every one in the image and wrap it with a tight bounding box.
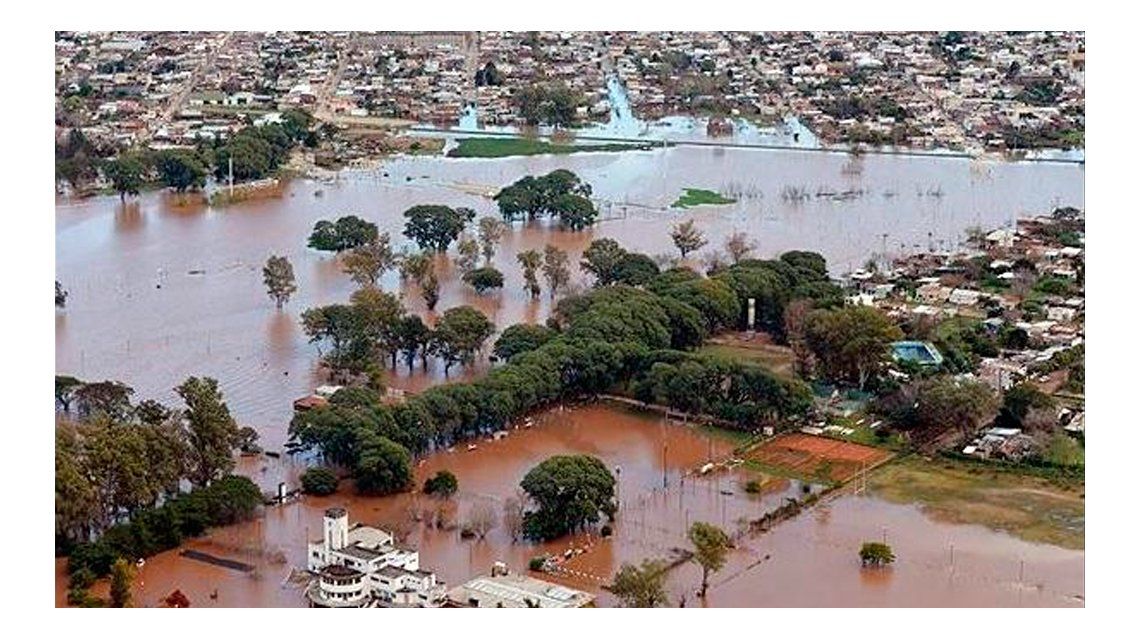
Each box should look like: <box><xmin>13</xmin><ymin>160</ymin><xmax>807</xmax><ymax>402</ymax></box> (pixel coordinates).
<box><xmin>55</xmin><ymin>146</ymin><xmax>1084</xmax><ymax>449</ymax></box>
<box><xmin>54</xmin><ymin>404</ymin><xmax>1083</xmax><ymax>608</ymax></box>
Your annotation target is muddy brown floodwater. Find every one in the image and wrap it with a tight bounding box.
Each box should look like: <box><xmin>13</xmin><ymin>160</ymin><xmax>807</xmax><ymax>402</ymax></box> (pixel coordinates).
<box><xmin>54</xmin><ymin>404</ymin><xmax>1083</xmax><ymax>608</ymax></box>
<box><xmin>56</xmin><ymin>146</ymin><xmax>1083</xmax><ymax>450</ymax></box>
<box><xmin>55</xmin><ymin>146</ymin><xmax>1084</xmax><ymax>607</ymax></box>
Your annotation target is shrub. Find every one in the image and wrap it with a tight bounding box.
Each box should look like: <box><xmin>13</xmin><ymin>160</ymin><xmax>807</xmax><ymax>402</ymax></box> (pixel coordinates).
<box><xmin>859</xmin><ymin>542</ymin><xmax>895</xmax><ymax>567</ymax></box>
<box><xmin>423</xmin><ymin>470</ymin><xmax>459</xmax><ymax>498</ymax></box>
<box><xmin>462</xmin><ymin>267</ymin><xmax>505</xmax><ymax>294</ymax></box>
<box><xmin>300</xmin><ymin>467</ymin><xmax>339</xmax><ymax>496</ymax></box>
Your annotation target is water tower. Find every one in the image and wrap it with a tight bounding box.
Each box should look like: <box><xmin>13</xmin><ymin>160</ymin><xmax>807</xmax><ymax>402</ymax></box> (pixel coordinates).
<box><xmin>323</xmin><ymin>507</ymin><xmax>349</xmax><ymax>552</ymax></box>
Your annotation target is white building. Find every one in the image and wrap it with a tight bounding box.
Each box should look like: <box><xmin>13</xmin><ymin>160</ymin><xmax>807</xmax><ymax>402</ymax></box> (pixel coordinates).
<box><xmin>306</xmin><ymin>507</ymin><xmax>446</xmax><ymax>608</ymax></box>
<box><xmin>447</xmin><ymin>563</ymin><xmax>595</xmax><ymax>608</ymax></box>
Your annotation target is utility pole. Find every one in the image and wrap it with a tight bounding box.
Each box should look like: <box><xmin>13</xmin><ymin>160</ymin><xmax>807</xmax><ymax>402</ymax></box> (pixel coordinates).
<box><xmin>228</xmin><ymin>155</ymin><xmax>234</xmax><ymax>197</ymax></box>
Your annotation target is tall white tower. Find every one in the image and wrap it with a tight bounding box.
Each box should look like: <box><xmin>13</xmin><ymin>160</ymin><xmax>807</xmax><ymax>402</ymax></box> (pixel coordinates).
<box><xmin>323</xmin><ymin>507</ymin><xmax>349</xmax><ymax>552</ymax></box>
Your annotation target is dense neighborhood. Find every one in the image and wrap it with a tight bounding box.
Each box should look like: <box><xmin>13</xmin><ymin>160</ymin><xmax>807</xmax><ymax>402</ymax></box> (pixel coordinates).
<box><xmin>55</xmin><ymin>31</ymin><xmax>1084</xmax><ymax>194</ymax></box>
<box><xmin>54</xmin><ymin>30</ymin><xmax>1085</xmax><ymax>610</ymax></box>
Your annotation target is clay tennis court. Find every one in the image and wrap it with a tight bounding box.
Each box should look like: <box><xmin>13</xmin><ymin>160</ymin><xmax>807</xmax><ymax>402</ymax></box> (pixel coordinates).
<box><xmin>747</xmin><ymin>433</ymin><xmax>894</xmax><ymax>484</ymax></box>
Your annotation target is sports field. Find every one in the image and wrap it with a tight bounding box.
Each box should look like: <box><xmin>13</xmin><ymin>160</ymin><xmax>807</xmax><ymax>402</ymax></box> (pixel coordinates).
<box><xmin>747</xmin><ymin>433</ymin><xmax>894</xmax><ymax>484</ymax></box>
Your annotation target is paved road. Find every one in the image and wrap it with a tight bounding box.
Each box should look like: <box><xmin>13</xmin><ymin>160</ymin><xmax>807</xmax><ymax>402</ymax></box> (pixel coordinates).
<box><xmin>151</xmin><ymin>32</ymin><xmax>232</xmax><ymax>140</ymax></box>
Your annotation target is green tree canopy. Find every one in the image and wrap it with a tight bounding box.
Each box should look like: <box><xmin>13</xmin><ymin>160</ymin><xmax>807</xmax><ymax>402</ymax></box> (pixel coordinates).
<box><xmin>300</xmin><ymin>466</ymin><xmax>339</xmax><ymax>496</ymax></box>
<box><xmin>493</xmin><ymin>324</ymin><xmax>557</xmax><ymax>362</ymax></box>
<box><xmin>423</xmin><ymin>469</ymin><xmax>459</xmax><ymax>498</ymax></box>
<box><xmin>156</xmin><ymin>150</ymin><xmax>206</xmax><ymax>192</ymax></box>
<box><xmin>262</xmin><ymin>255</ymin><xmax>297</xmax><ymax>309</ymax></box>
<box><xmin>307</xmin><ymin>215</ymin><xmax>379</xmax><ymax>252</ymax></box>
<box><xmin>520</xmin><ymin>455</ymin><xmax>616</xmax><ymax>541</ymax></box>
<box><xmin>431</xmin><ymin>306</ymin><xmax>495</xmax><ymax>375</ymax></box>
<box><xmin>688</xmin><ymin>521</ymin><xmax>731</xmax><ymax>597</ymax></box>
<box><xmin>805</xmin><ymin>306</ymin><xmax>903</xmax><ymax>389</ymax></box>
<box><xmin>859</xmin><ymin>541</ymin><xmax>896</xmax><ymax>567</ymax></box>
<box><xmin>403</xmin><ymin>205</ymin><xmax>475</xmax><ymax>253</ymax></box>
<box><xmin>611</xmin><ymin>559</ymin><xmax>669</xmax><ymax>608</ymax></box>
<box><xmin>176</xmin><ymin>377</ymin><xmax>241</xmax><ymax>487</ymax></box>
<box><xmin>463</xmin><ymin>266</ymin><xmax>505</xmax><ymax>294</ymax></box>
<box><xmin>104</xmin><ymin>153</ymin><xmax>148</xmax><ymax>200</ymax></box>
<box><xmin>354</xmin><ymin>433</ymin><xmax>412</xmax><ymax>496</ymax></box>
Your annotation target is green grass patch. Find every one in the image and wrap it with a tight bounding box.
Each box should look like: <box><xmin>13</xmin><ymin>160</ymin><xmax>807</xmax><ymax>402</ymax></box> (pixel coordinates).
<box><xmin>447</xmin><ymin>137</ymin><xmax>650</xmax><ymax>158</ymax></box>
<box><xmin>691</xmin><ymin>420</ymin><xmax>758</xmax><ymax>449</ymax></box>
<box><xmin>842</xmin><ymin>424</ymin><xmax>908</xmax><ymax>451</ymax></box>
<box><xmin>869</xmin><ymin>456</ymin><xmax>1084</xmax><ymax>550</ymax></box>
<box><xmin>698</xmin><ymin>343</ymin><xmax>795</xmax><ymax>378</ymax></box>
<box><xmin>671</xmin><ymin>188</ymin><xmax>737</xmax><ymax>209</ymax></box>
<box><xmin>1046</xmin><ymin>433</ymin><xmax>1085</xmax><ymax>467</ymax></box>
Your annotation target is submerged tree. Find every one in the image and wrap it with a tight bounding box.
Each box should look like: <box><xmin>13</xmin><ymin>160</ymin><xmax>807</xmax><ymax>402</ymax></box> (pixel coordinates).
<box><xmin>156</xmin><ymin>150</ymin><xmax>207</xmax><ymax>193</ymax></box>
<box><xmin>104</xmin><ymin>154</ymin><xmax>148</xmax><ymax>201</ymax></box>
<box><xmin>262</xmin><ymin>255</ymin><xmax>297</xmax><ymax>309</ymax></box>
<box><xmin>341</xmin><ymin>234</ymin><xmax>396</xmax><ymax>288</ymax></box>
<box><xmin>724</xmin><ymin>231</ymin><xmax>756</xmax><ymax>263</ymax></box>
<box><xmin>503</xmin><ymin>489</ymin><xmax>528</xmax><ymax>543</ymax></box>
<box><xmin>688</xmin><ymin>521</ymin><xmax>731</xmax><ymax>598</ymax></box>
<box><xmin>611</xmin><ymin>559</ymin><xmax>669</xmax><ymax>608</ymax></box>
<box><xmin>670</xmin><ymin>219</ymin><xmax>708</xmax><ymax>258</ymax></box>
<box><xmin>477</xmin><ymin>216</ymin><xmax>507</xmax><ymax>264</ymax></box>
<box><xmin>520</xmin><ymin>455</ymin><xmax>616</xmax><ymax>541</ymax></box>
<box><xmin>430</xmin><ymin>306</ymin><xmax>495</xmax><ymax>375</ymax></box>
<box><xmin>466</xmin><ymin>500</ymin><xmax>497</xmax><ymax>540</ymax></box>
<box><xmin>463</xmin><ymin>267</ymin><xmax>505</xmax><ymax>294</ymax></box>
<box><xmin>421</xmin><ymin>271</ymin><xmax>440</xmax><ymax>311</ymax></box>
<box><xmin>455</xmin><ymin>235</ymin><xmax>481</xmax><ymax>276</ymax></box>
<box><xmin>308</xmin><ymin>215</ymin><xmax>379</xmax><ymax>253</ymax></box>
<box><xmin>423</xmin><ymin>469</ymin><xmax>459</xmax><ymax>498</ymax></box>
<box><xmin>859</xmin><ymin>542</ymin><xmax>895</xmax><ymax>567</ymax></box>
<box><xmin>541</xmin><ymin>245</ymin><xmax>571</xmax><ymax>299</ymax></box>
<box><xmin>403</xmin><ymin>205</ymin><xmax>475</xmax><ymax>253</ymax></box>
<box><xmin>300</xmin><ymin>466</ymin><xmax>339</xmax><ymax>496</ymax></box>
<box><xmin>353</xmin><ymin>433</ymin><xmax>412</xmax><ymax>496</ymax></box>
<box><xmin>517</xmin><ymin>249</ymin><xmax>543</xmax><ymax>298</ymax></box>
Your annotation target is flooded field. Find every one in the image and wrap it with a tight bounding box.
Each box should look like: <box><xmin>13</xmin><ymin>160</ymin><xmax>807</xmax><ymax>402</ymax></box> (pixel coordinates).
<box><xmin>669</xmin><ymin>495</ymin><xmax>1084</xmax><ymax>607</ymax></box>
<box><xmin>54</xmin><ymin>403</ymin><xmax>1083</xmax><ymax>608</ymax></box>
<box><xmin>55</xmin><ymin>145</ymin><xmax>1084</xmax><ymax>450</ymax></box>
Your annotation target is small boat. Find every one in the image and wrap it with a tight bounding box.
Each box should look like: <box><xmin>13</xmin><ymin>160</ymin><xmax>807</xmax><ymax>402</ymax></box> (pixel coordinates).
<box><xmin>466</xmin><ymin>444</ymin><xmax>478</xmax><ymax>452</ymax></box>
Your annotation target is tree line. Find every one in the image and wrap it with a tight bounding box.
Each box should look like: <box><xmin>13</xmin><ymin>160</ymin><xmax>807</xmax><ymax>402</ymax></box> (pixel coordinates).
<box><xmin>286</xmin><ymin>245</ymin><xmax>842</xmax><ymax>494</ymax></box>
<box><xmin>55</xmin><ymin>375</ymin><xmax>261</xmax><ymax>604</ymax></box>
<box><xmin>91</xmin><ymin>110</ymin><xmax>314</xmax><ymax>198</ymax></box>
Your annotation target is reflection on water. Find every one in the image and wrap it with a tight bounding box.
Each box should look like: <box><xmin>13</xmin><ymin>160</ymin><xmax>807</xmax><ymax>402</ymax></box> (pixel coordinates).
<box><xmin>54</xmin><ymin>404</ymin><xmax>1083</xmax><ymax>608</ymax></box>
<box><xmin>672</xmin><ymin>495</ymin><xmax>1083</xmax><ymax>608</ymax></box>
<box><xmin>56</xmin><ymin>146</ymin><xmax>1082</xmax><ymax>450</ymax></box>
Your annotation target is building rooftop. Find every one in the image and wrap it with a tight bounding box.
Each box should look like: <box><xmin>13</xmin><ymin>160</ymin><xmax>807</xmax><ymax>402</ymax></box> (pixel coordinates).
<box><xmin>448</xmin><ymin>573</ymin><xmax>594</xmax><ymax>608</ymax></box>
